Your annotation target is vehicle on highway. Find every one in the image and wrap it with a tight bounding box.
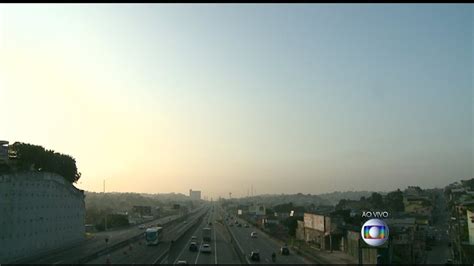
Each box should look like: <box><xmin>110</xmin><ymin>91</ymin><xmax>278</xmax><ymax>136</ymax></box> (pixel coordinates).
<box><xmin>145</xmin><ymin>226</ymin><xmax>163</xmax><ymax>245</ymax></box>
<box><xmin>201</xmin><ymin>243</ymin><xmax>212</xmax><ymax>253</ymax></box>
<box><xmin>249</xmin><ymin>251</ymin><xmax>260</xmax><ymax>261</ymax></box>
<box><xmin>176</xmin><ymin>260</ymin><xmax>188</xmax><ymax>265</ymax></box>
<box><xmin>251</xmin><ymin>232</ymin><xmax>258</xmax><ymax>238</ymax></box>
<box><xmin>189</xmin><ymin>241</ymin><xmax>198</xmax><ymax>252</ymax></box>
<box><xmin>203</xmin><ymin>227</ymin><xmax>212</xmax><ymax>242</ymax></box>
<box><xmin>280</xmin><ymin>246</ymin><xmax>290</xmax><ymax>255</ymax></box>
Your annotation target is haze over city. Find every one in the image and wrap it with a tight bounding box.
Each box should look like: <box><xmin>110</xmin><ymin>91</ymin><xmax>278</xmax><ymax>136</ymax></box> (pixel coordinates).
<box><xmin>0</xmin><ymin>4</ymin><xmax>472</xmax><ymax>199</ymax></box>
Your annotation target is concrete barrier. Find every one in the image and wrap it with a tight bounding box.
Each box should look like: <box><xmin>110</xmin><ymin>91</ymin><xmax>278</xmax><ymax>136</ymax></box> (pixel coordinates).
<box><xmin>223</xmin><ymin>221</ymin><xmax>249</xmax><ymax>264</ymax></box>
<box><xmin>154</xmin><ymin>211</ymin><xmax>207</xmax><ymax>264</ymax></box>
<box><xmin>77</xmin><ymin>211</ymin><xmax>201</xmax><ymax>264</ymax></box>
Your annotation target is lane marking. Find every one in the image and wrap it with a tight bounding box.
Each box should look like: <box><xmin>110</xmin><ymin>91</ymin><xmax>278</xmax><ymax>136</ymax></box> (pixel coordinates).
<box><xmin>173</xmin><ymin>212</ymin><xmax>209</xmax><ymax>264</ymax></box>
<box><xmin>213</xmin><ymin>209</ymin><xmax>218</xmax><ymax>264</ymax></box>
<box><xmin>195</xmin><ymin>213</ymin><xmax>212</xmax><ymax>264</ymax></box>
<box><xmin>226</xmin><ymin>215</ymin><xmax>250</xmax><ymax>264</ymax></box>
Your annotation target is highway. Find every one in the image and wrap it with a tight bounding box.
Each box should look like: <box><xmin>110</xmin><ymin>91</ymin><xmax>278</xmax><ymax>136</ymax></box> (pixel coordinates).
<box><xmin>167</xmin><ymin>204</ymin><xmax>241</xmax><ymax>264</ymax></box>
<box><xmin>18</xmin><ymin>207</ymin><xmax>204</xmax><ymax>264</ymax></box>
<box><xmin>87</xmin><ymin>207</ymin><xmax>209</xmax><ymax>264</ymax></box>
<box><xmin>225</xmin><ymin>209</ymin><xmax>311</xmax><ymax>264</ymax></box>
<box><xmin>19</xmin><ymin>203</ymin><xmax>315</xmax><ymax>265</ymax></box>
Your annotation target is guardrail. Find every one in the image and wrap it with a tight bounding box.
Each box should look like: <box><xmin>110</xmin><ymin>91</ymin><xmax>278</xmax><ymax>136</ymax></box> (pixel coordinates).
<box><xmin>223</xmin><ymin>216</ymin><xmax>249</xmax><ymax>264</ymax></box>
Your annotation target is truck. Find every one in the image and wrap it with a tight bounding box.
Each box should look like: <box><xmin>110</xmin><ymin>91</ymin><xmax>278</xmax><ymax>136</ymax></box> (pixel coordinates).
<box><xmin>202</xmin><ymin>227</ymin><xmax>211</xmax><ymax>242</ymax></box>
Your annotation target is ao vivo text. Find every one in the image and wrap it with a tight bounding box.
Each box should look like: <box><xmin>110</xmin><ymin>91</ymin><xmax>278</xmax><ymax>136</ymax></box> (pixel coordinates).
<box><xmin>361</xmin><ymin>211</ymin><xmax>389</xmax><ymax>218</ymax></box>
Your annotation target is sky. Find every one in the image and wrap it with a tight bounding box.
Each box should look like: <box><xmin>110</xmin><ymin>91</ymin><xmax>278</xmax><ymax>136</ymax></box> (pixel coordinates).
<box><xmin>0</xmin><ymin>4</ymin><xmax>472</xmax><ymax>199</ymax></box>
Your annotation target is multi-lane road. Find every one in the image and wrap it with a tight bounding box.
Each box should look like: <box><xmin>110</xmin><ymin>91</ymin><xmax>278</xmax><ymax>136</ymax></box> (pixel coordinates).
<box><xmin>18</xmin><ymin>203</ymin><xmax>317</xmax><ymax>264</ymax></box>
<box><xmin>167</xmin><ymin>205</ymin><xmax>241</xmax><ymax>264</ymax></box>
<box><xmin>87</xmin><ymin>207</ymin><xmax>209</xmax><ymax>264</ymax></box>
<box><xmin>224</xmin><ymin>208</ymin><xmax>310</xmax><ymax>265</ymax></box>
<box><xmin>17</xmin><ymin>211</ymin><xmax>191</xmax><ymax>264</ymax></box>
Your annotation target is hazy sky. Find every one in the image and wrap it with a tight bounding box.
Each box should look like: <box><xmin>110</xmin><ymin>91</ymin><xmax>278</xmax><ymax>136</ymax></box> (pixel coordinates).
<box><xmin>0</xmin><ymin>4</ymin><xmax>472</xmax><ymax>199</ymax></box>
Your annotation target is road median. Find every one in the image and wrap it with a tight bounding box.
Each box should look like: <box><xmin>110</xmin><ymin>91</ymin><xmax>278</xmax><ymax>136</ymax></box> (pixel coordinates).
<box><xmin>78</xmin><ymin>211</ymin><xmax>199</xmax><ymax>264</ymax></box>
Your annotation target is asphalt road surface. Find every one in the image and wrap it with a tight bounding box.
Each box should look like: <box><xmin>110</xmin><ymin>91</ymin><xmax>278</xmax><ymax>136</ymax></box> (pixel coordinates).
<box><xmin>226</xmin><ymin>211</ymin><xmax>310</xmax><ymax>264</ymax></box>
<box><xmin>87</xmin><ymin>207</ymin><xmax>208</xmax><ymax>264</ymax></box>
<box><xmin>18</xmin><ymin>212</ymin><xmax>188</xmax><ymax>264</ymax></box>
<box><xmin>166</xmin><ymin>204</ymin><xmax>241</xmax><ymax>265</ymax></box>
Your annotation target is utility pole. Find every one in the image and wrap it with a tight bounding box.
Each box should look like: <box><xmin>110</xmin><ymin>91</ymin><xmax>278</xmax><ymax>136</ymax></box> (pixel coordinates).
<box><xmin>104</xmin><ymin>179</ymin><xmax>107</xmax><ymax>232</ymax></box>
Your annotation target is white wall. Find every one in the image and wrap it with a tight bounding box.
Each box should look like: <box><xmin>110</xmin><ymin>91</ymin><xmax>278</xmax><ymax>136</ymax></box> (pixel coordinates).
<box><xmin>0</xmin><ymin>172</ymin><xmax>85</xmax><ymax>263</ymax></box>
<box><xmin>467</xmin><ymin>209</ymin><xmax>474</xmax><ymax>245</ymax></box>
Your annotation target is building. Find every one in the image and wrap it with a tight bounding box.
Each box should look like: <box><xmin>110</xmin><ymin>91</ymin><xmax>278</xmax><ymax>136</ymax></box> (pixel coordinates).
<box><xmin>189</xmin><ymin>189</ymin><xmax>201</xmax><ymax>201</ymax></box>
<box><xmin>132</xmin><ymin>205</ymin><xmax>152</xmax><ymax>216</ymax></box>
<box><xmin>403</xmin><ymin>196</ymin><xmax>433</xmax><ymax>220</ymax></box>
<box><xmin>0</xmin><ymin>172</ymin><xmax>85</xmax><ymax>263</ymax></box>
<box><xmin>404</xmin><ymin>186</ymin><xmax>423</xmax><ymax>197</ymax></box>
<box><xmin>385</xmin><ymin>217</ymin><xmax>426</xmax><ymax>264</ymax></box>
<box><xmin>467</xmin><ymin>208</ymin><xmax>474</xmax><ymax>245</ymax></box>
<box><xmin>0</xmin><ymin>141</ymin><xmax>8</xmax><ymax>162</ymax></box>
<box><xmin>248</xmin><ymin>205</ymin><xmax>266</xmax><ymax>216</ymax></box>
<box><xmin>341</xmin><ymin>227</ymin><xmax>380</xmax><ymax>264</ymax></box>
<box><xmin>298</xmin><ymin>213</ymin><xmax>334</xmax><ymax>250</ymax></box>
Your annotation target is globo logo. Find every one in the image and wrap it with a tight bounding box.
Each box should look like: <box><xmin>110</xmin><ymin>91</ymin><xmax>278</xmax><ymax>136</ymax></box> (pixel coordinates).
<box><xmin>361</xmin><ymin>219</ymin><xmax>389</xmax><ymax>247</ymax></box>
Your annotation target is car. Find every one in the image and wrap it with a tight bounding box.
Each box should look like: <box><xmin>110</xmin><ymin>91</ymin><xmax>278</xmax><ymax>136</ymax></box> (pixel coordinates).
<box><xmin>244</xmin><ymin>224</ymin><xmax>250</xmax><ymax>228</ymax></box>
<box><xmin>189</xmin><ymin>242</ymin><xmax>198</xmax><ymax>252</ymax></box>
<box><xmin>237</xmin><ymin>223</ymin><xmax>242</xmax><ymax>227</ymax></box>
<box><xmin>138</xmin><ymin>224</ymin><xmax>146</xmax><ymax>229</ymax></box>
<box><xmin>249</xmin><ymin>251</ymin><xmax>260</xmax><ymax>261</ymax></box>
<box><xmin>280</xmin><ymin>246</ymin><xmax>290</xmax><ymax>255</ymax></box>
<box><xmin>251</xmin><ymin>232</ymin><xmax>258</xmax><ymax>238</ymax></box>
<box><xmin>176</xmin><ymin>260</ymin><xmax>188</xmax><ymax>265</ymax></box>
<box><xmin>209</xmin><ymin>222</ymin><xmax>212</xmax><ymax>226</ymax></box>
<box><xmin>201</xmin><ymin>244</ymin><xmax>212</xmax><ymax>253</ymax></box>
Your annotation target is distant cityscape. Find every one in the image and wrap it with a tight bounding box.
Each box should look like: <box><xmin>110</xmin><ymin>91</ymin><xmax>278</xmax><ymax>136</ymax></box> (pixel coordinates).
<box><xmin>1</xmin><ymin>140</ymin><xmax>473</xmax><ymax>264</ymax></box>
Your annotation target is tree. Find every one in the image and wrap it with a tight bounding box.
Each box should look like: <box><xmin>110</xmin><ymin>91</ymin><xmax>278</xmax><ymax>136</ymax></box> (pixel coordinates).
<box><xmin>282</xmin><ymin>216</ymin><xmax>301</xmax><ymax>237</ymax></box>
<box><xmin>369</xmin><ymin>192</ymin><xmax>383</xmax><ymax>207</ymax></box>
<box><xmin>10</xmin><ymin>142</ymin><xmax>81</xmax><ymax>183</ymax></box>
<box><xmin>385</xmin><ymin>189</ymin><xmax>404</xmax><ymax>212</ymax></box>
<box><xmin>335</xmin><ymin>199</ymin><xmax>348</xmax><ymax>210</ymax></box>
